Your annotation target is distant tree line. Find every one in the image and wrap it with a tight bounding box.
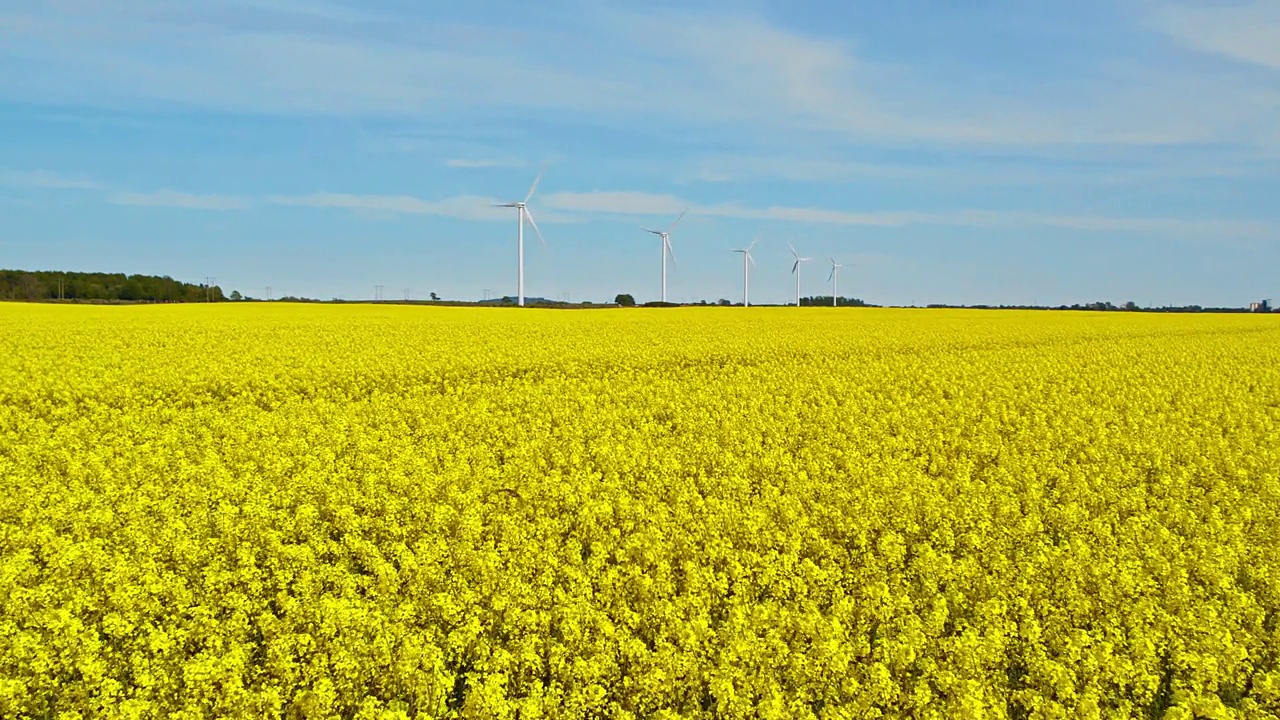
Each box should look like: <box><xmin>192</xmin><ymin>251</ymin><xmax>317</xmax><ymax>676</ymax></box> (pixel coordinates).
<box><xmin>0</xmin><ymin>270</ymin><xmax>224</xmax><ymax>302</ymax></box>
<box><xmin>800</xmin><ymin>296</ymin><xmax>872</xmax><ymax>307</ymax></box>
<box><xmin>923</xmin><ymin>301</ymin><xmax>1267</xmax><ymax>313</ymax></box>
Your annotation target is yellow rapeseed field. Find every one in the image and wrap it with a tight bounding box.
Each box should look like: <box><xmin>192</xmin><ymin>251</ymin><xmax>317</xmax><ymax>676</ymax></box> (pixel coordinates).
<box><xmin>1</xmin><ymin>303</ymin><xmax>1278</xmax><ymax>720</ymax></box>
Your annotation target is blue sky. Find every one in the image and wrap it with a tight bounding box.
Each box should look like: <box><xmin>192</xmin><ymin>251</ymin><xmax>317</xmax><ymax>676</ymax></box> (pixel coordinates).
<box><xmin>1</xmin><ymin>0</ymin><xmax>1278</xmax><ymax>306</ymax></box>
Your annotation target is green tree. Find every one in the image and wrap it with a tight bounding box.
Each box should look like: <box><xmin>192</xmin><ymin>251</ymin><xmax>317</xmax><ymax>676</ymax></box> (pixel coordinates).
<box><xmin>0</xmin><ymin>269</ymin><xmax>224</xmax><ymax>303</ymax></box>
<box><xmin>615</xmin><ymin>293</ymin><xmax>636</xmax><ymax>307</ymax></box>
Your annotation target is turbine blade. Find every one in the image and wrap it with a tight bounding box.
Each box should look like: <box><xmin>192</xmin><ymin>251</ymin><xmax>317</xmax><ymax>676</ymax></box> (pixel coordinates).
<box><xmin>792</xmin><ymin>260</ymin><xmax>799</xmax><ymax>274</ymax></box>
<box><xmin>787</xmin><ymin>241</ymin><xmax>798</xmax><ymax>259</ymax></box>
<box><xmin>642</xmin><ymin>228</ymin><xmax>663</xmax><ymax>235</ymax></box>
<box><xmin>666</xmin><ymin>237</ymin><xmax>678</xmax><ymax>271</ymax></box>
<box><xmin>525</xmin><ymin>208</ymin><xmax>547</xmax><ymax>248</ymax></box>
<box><xmin>747</xmin><ymin>252</ymin><xmax>755</xmax><ymax>267</ymax></box>
<box><xmin>828</xmin><ymin>267</ymin><xmax>836</xmax><ymax>282</ymax></box>
<box><xmin>493</xmin><ymin>202</ymin><xmax>519</xmax><ymax>207</ymax></box>
<box><xmin>523</xmin><ymin>167</ymin><xmax>545</xmax><ymax>203</ymax></box>
<box><xmin>666</xmin><ymin>209</ymin><xmax>687</xmax><ymax>233</ymax></box>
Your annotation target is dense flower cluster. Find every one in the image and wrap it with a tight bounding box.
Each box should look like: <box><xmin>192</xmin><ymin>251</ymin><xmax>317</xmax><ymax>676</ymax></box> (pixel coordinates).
<box><xmin>1</xmin><ymin>303</ymin><xmax>1278</xmax><ymax>719</ymax></box>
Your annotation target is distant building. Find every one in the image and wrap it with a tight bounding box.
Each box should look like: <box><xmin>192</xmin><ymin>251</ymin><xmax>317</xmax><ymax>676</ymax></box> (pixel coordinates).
<box><xmin>1251</xmin><ymin>299</ymin><xmax>1272</xmax><ymax>313</ymax></box>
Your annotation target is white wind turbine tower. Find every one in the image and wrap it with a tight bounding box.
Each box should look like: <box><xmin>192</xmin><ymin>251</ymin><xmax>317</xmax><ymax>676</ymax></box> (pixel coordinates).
<box><xmin>492</xmin><ymin>169</ymin><xmax>547</xmax><ymax>307</ymax></box>
<box><xmin>731</xmin><ymin>238</ymin><xmax>758</xmax><ymax>307</ymax></box>
<box><xmin>828</xmin><ymin>258</ymin><xmax>844</xmax><ymax>306</ymax></box>
<box><xmin>641</xmin><ymin>209</ymin><xmax>687</xmax><ymax>303</ymax></box>
<box><xmin>788</xmin><ymin>241</ymin><xmax>813</xmax><ymax>306</ymax></box>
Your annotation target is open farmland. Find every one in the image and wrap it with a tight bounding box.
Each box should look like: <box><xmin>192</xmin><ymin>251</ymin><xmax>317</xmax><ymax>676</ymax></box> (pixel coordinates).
<box><xmin>1</xmin><ymin>304</ymin><xmax>1279</xmax><ymax>719</ymax></box>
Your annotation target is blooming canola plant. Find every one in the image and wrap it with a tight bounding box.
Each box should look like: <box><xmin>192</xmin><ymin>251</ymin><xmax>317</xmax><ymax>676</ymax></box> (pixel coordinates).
<box><xmin>1</xmin><ymin>303</ymin><xmax>1278</xmax><ymax>718</ymax></box>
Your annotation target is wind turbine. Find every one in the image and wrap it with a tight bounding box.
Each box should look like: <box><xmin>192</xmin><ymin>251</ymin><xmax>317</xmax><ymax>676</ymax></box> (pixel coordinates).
<box><xmin>492</xmin><ymin>168</ymin><xmax>547</xmax><ymax>307</ymax></box>
<box><xmin>642</xmin><ymin>209</ymin><xmax>687</xmax><ymax>303</ymax></box>
<box><xmin>828</xmin><ymin>258</ymin><xmax>844</xmax><ymax>306</ymax></box>
<box><xmin>731</xmin><ymin>238</ymin><xmax>758</xmax><ymax>307</ymax></box>
<box><xmin>788</xmin><ymin>241</ymin><xmax>813</xmax><ymax>306</ymax></box>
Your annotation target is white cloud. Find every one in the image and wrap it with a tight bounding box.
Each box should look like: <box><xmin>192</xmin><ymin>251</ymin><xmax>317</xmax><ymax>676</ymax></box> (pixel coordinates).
<box><xmin>0</xmin><ymin>169</ymin><xmax>102</xmax><ymax>190</ymax></box>
<box><xmin>266</xmin><ymin>192</ymin><xmax>579</xmax><ymax>223</ymax></box>
<box><xmin>673</xmin><ymin>152</ymin><xmax>1280</xmax><ymax>186</ymax></box>
<box><xmin>597</xmin><ymin>6</ymin><xmax>1261</xmax><ymax>149</ymax></box>
<box><xmin>539</xmin><ymin>189</ymin><xmax>1273</xmax><ymax>239</ymax></box>
<box><xmin>269</xmin><ymin>192</ymin><xmax>494</xmax><ymax>218</ymax></box>
<box><xmin>1</xmin><ymin>1</ymin><xmax>1274</xmax><ymax>153</ymax></box>
<box><xmin>1156</xmin><ymin>2</ymin><xmax>1280</xmax><ymax>69</ymax></box>
<box><xmin>676</xmin><ymin>157</ymin><xmax>932</xmax><ymax>185</ymax></box>
<box><xmin>110</xmin><ymin>190</ymin><xmax>249</xmax><ymax>210</ymax></box>
<box><xmin>541</xmin><ymin>191</ymin><xmax>688</xmax><ymax>217</ymax></box>
<box><xmin>536</xmin><ymin>190</ymin><xmax>927</xmax><ymax>228</ymax></box>
<box><xmin>943</xmin><ymin>210</ymin><xmax>1271</xmax><ymax>239</ymax></box>
<box><xmin>6</xmin><ymin>159</ymin><xmax>1269</xmax><ymax>240</ymax></box>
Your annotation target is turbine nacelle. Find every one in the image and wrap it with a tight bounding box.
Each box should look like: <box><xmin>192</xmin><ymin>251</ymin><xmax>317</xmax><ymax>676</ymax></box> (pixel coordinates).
<box><xmin>731</xmin><ymin>237</ymin><xmax>759</xmax><ymax>263</ymax></box>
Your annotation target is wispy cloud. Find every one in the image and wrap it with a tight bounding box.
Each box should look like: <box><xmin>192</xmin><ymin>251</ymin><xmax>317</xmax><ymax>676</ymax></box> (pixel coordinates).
<box><xmin>539</xmin><ymin>189</ymin><xmax>1272</xmax><ymax>239</ymax></box>
<box><xmin>944</xmin><ymin>210</ymin><xmax>1272</xmax><ymax>239</ymax></box>
<box><xmin>0</xmin><ymin>169</ymin><xmax>102</xmax><ymax>190</ymax></box>
<box><xmin>673</xmin><ymin>152</ymin><xmax>1279</xmax><ymax>186</ymax></box>
<box><xmin>445</xmin><ymin>158</ymin><xmax>524</xmax><ymax>169</ymax></box>
<box><xmin>675</xmin><ymin>157</ymin><xmax>940</xmax><ymax>185</ymax></box>
<box><xmin>268</xmin><ymin>192</ymin><xmax>496</xmax><ymax>219</ymax></box>
<box><xmin>266</xmin><ymin>192</ymin><xmax>579</xmax><ymax>223</ymax></box>
<box><xmin>110</xmin><ymin>190</ymin><xmax>249</xmax><ymax>210</ymax></box>
<box><xmin>2</xmin><ymin>1</ymin><xmax>1275</xmax><ymax>153</ymax></box>
<box><xmin>1</xmin><ymin>170</ymin><xmax>259</xmax><ymax>210</ymax></box>
<box><xmin>542</xmin><ymin>191</ymin><xmax>689</xmax><ymax>217</ymax></box>
<box><xmin>9</xmin><ymin>163</ymin><xmax>1271</xmax><ymax>240</ymax></box>
<box><xmin>1155</xmin><ymin>2</ymin><xmax>1280</xmax><ymax>70</ymax></box>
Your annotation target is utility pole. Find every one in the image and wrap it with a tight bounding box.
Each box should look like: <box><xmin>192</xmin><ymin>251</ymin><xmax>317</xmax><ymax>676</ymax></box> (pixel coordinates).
<box><xmin>482</xmin><ymin>289</ymin><xmax>492</xmax><ymax>301</ymax></box>
<box><xmin>265</xmin><ymin>286</ymin><xmax>272</xmax><ymax>301</ymax></box>
<box><xmin>374</xmin><ymin>285</ymin><xmax>384</xmax><ymax>302</ymax></box>
<box><xmin>205</xmin><ymin>277</ymin><xmax>216</xmax><ymax>302</ymax></box>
